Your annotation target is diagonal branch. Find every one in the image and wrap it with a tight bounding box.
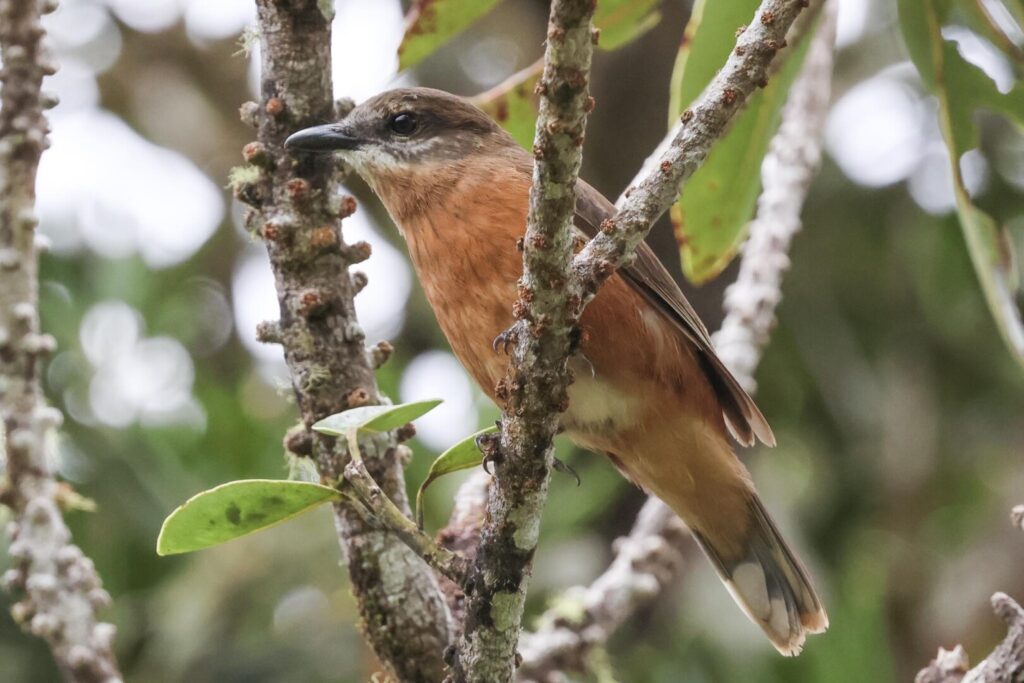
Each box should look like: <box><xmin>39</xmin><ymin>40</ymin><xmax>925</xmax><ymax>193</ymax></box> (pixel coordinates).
<box><xmin>0</xmin><ymin>0</ymin><xmax>122</xmax><ymax>680</ymax></box>
<box><xmin>452</xmin><ymin>1</ymin><xmax>598</xmax><ymax>681</ymax></box>
<box><xmin>518</xmin><ymin>3</ymin><xmax>837</xmax><ymax>678</ymax></box>
<box><xmin>571</xmin><ymin>0</ymin><xmax>811</xmax><ymax>305</ymax></box>
<box><xmin>517</xmin><ymin>499</ymin><xmax>689</xmax><ymax>682</ymax></box>
<box><xmin>241</xmin><ymin>1</ymin><xmax>452</xmax><ymax>680</ymax></box>
<box><xmin>917</xmin><ymin>510</ymin><xmax>1024</xmax><ymax>682</ymax></box>
<box><xmin>916</xmin><ymin>593</ymin><xmax>1024</xmax><ymax>683</ymax></box>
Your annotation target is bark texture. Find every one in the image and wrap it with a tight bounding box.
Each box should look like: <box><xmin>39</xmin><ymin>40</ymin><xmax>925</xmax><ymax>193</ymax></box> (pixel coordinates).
<box><xmin>0</xmin><ymin>0</ymin><xmax>122</xmax><ymax>680</ymax></box>
<box><xmin>452</xmin><ymin>2</ymin><xmax>597</xmax><ymax>681</ymax></box>
<box><xmin>244</xmin><ymin>2</ymin><xmax>451</xmax><ymax>680</ymax></box>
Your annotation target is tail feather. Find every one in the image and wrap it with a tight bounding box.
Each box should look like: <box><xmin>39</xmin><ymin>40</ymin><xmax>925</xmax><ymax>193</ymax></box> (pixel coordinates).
<box><xmin>691</xmin><ymin>494</ymin><xmax>828</xmax><ymax>655</ymax></box>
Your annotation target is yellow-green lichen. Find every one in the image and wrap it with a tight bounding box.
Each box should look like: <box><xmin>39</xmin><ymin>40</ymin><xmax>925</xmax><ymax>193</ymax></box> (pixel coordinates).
<box><xmin>490</xmin><ymin>591</ymin><xmax>521</xmax><ymax>633</ymax></box>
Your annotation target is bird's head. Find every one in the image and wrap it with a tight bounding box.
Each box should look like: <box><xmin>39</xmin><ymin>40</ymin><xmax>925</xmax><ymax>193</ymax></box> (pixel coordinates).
<box><xmin>285</xmin><ymin>87</ymin><xmax>517</xmax><ymax>183</ymax></box>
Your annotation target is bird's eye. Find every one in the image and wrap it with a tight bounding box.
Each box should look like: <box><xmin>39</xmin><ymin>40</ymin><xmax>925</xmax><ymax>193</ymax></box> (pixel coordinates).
<box><xmin>389</xmin><ymin>112</ymin><xmax>418</xmax><ymax>136</ymax></box>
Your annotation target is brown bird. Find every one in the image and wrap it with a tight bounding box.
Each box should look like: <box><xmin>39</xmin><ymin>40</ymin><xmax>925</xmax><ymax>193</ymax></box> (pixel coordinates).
<box><xmin>286</xmin><ymin>87</ymin><xmax>827</xmax><ymax>655</ymax></box>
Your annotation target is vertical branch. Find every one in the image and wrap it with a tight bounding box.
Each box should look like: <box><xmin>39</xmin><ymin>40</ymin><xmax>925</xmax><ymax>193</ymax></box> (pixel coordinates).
<box><xmin>0</xmin><ymin>0</ymin><xmax>122</xmax><ymax>680</ymax></box>
<box><xmin>517</xmin><ymin>4</ymin><xmax>837</xmax><ymax>678</ymax></box>
<box><xmin>243</xmin><ymin>1</ymin><xmax>451</xmax><ymax>679</ymax></box>
<box><xmin>453</xmin><ymin>1</ymin><xmax>597</xmax><ymax>681</ymax></box>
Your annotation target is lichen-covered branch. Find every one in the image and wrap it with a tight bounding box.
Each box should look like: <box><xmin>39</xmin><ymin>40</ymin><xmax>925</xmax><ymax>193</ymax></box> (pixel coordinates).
<box><xmin>452</xmin><ymin>2</ymin><xmax>597</xmax><ymax>681</ymax></box>
<box><xmin>572</xmin><ymin>0</ymin><xmax>811</xmax><ymax>304</ymax></box>
<box><xmin>241</xmin><ymin>1</ymin><xmax>451</xmax><ymax>679</ymax></box>
<box><xmin>517</xmin><ymin>5</ymin><xmax>837</xmax><ymax>677</ymax></box>
<box><xmin>517</xmin><ymin>500</ymin><xmax>688</xmax><ymax>683</ymax></box>
<box><xmin>916</xmin><ymin>593</ymin><xmax>1024</xmax><ymax>683</ymax></box>
<box><xmin>0</xmin><ymin>1</ymin><xmax>122</xmax><ymax>680</ymax></box>
<box><xmin>713</xmin><ymin>0</ymin><xmax>836</xmax><ymax>393</ymax></box>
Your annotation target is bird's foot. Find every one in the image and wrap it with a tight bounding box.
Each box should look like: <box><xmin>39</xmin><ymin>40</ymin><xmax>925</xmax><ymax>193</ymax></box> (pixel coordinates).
<box><xmin>566</xmin><ymin>325</ymin><xmax>595</xmax><ymax>378</ymax></box>
<box><xmin>552</xmin><ymin>457</ymin><xmax>581</xmax><ymax>486</ymax></box>
<box><xmin>570</xmin><ymin>351</ymin><xmax>596</xmax><ymax>379</ymax></box>
<box><xmin>476</xmin><ymin>425</ymin><xmax>503</xmax><ymax>474</ymax></box>
<box><xmin>492</xmin><ymin>324</ymin><xmax>520</xmax><ymax>354</ymax></box>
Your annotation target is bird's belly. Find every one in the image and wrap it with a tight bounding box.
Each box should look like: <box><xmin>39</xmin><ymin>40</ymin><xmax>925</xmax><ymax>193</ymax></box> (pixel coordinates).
<box><xmin>562</xmin><ymin>358</ymin><xmax>641</xmax><ymax>438</ymax></box>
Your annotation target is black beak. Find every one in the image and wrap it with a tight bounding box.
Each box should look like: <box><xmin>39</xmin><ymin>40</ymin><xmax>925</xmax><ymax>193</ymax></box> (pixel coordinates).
<box><xmin>285</xmin><ymin>124</ymin><xmax>363</xmax><ymax>152</ymax></box>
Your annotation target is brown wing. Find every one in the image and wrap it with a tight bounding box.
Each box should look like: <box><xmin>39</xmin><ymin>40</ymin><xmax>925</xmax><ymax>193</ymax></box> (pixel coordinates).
<box><xmin>574</xmin><ymin>179</ymin><xmax>775</xmax><ymax>448</ymax></box>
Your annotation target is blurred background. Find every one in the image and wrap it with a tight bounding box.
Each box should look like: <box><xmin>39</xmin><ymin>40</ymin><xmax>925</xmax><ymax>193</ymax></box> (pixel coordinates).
<box><xmin>1</xmin><ymin>0</ymin><xmax>1023</xmax><ymax>680</ymax></box>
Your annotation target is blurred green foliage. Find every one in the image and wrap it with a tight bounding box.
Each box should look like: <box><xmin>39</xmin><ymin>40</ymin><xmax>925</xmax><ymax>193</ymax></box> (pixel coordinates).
<box><xmin>899</xmin><ymin>0</ymin><xmax>1024</xmax><ymax>369</ymax></box>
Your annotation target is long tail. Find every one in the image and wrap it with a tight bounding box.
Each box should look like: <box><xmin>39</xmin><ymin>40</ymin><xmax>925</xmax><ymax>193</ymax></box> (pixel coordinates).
<box><xmin>689</xmin><ymin>494</ymin><xmax>828</xmax><ymax>655</ymax></box>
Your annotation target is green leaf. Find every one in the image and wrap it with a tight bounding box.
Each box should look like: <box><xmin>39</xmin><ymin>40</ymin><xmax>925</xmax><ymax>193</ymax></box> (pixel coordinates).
<box><xmin>415</xmin><ymin>425</ymin><xmax>497</xmax><ymax>528</ymax></box>
<box><xmin>667</xmin><ymin>0</ymin><xmax>818</xmax><ymax>283</ymax></box>
<box><xmin>594</xmin><ymin>0</ymin><xmax>662</xmax><ymax>51</ymax></box>
<box><xmin>156</xmin><ymin>480</ymin><xmax>343</xmax><ymax>556</ymax></box>
<box><xmin>398</xmin><ymin>0</ymin><xmax>502</xmax><ymax>70</ymax></box>
<box><xmin>473</xmin><ymin>61</ymin><xmax>543</xmax><ymax>148</ymax></box>
<box><xmin>899</xmin><ymin>0</ymin><xmax>1024</xmax><ymax>369</ymax></box>
<box><xmin>959</xmin><ymin>0</ymin><xmax>1024</xmax><ymax>66</ymax></box>
<box><xmin>312</xmin><ymin>399</ymin><xmax>443</xmax><ymax>436</ymax></box>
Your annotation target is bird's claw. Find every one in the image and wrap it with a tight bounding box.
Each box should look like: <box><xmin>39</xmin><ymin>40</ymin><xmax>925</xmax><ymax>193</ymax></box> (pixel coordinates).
<box><xmin>567</xmin><ymin>325</ymin><xmax>595</xmax><ymax>378</ymax></box>
<box><xmin>552</xmin><ymin>457</ymin><xmax>581</xmax><ymax>486</ymax></box>
<box><xmin>572</xmin><ymin>351</ymin><xmax>596</xmax><ymax>379</ymax></box>
<box><xmin>476</xmin><ymin>426</ymin><xmax>503</xmax><ymax>474</ymax></box>
<box><xmin>492</xmin><ymin>325</ymin><xmax>519</xmax><ymax>354</ymax></box>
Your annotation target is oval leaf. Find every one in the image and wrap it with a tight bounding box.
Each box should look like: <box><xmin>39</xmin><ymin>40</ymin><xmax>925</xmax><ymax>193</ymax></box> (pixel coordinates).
<box><xmin>416</xmin><ymin>425</ymin><xmax>497</xmax><ymax>528</ymax></box>
<box><xmin>398</xmin><ymin>0</ymin><xmax>502</xmax><ymax>70</ymax></box>
<box><xmin>668</xmin><ymin>0</ymin><xmax>818</xmax><ymax>283</ymax></box>
<box><xmin>312</xmin><ymin>399</ymin><xmax>443</xmax><ymax>436</ymax></box>
<box><xmin>157</xmin><ymin>480</ymin><xmax>343</xmax><ymax>556</ymax></box>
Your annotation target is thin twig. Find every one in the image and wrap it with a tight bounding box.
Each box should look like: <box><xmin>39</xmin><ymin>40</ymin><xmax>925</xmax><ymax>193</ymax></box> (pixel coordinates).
<box><xmin>0</xmin><ymin>0</ymin><xmax>122</xmax><ymax>680</ymax></box>
<box><xmin>342</xmin><ymin>439</ymin><xmax>470</xmax><ymax>584</ymax></box>
<box><xmin>518</xmin><ymin>4</ymin><xmax>837</xmax><ymax>677</ymax></box>
<box><xmin>452</xmin><ymin>1</ymin><xmax>597</xmax><ymax>681</ymax></box>
<box><xmin>243</xmin><ymin>1</ymin><xmax>451</xmax><ymax>679</ymax></box>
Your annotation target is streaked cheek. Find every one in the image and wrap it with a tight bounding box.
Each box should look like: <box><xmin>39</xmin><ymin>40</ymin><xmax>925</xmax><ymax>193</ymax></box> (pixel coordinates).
<box><xmin>349</xmin><ymin>147</ymin><xmax>401</xmax><ymax>171</ymax></box>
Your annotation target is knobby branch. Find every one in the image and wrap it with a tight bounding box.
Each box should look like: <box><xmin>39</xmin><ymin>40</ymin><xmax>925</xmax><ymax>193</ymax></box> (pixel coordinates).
<box><xmin>242</xmin><ymin>1</ymin><xmax>452</xmax><ymax>679</ymax></box>
<box><xmin>0</xmin><ymin>0</ymin><xmax>123</xmax><ymax>680</ymax></box>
